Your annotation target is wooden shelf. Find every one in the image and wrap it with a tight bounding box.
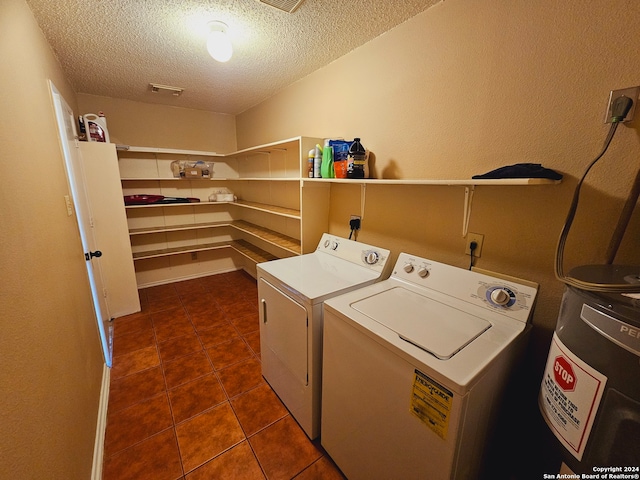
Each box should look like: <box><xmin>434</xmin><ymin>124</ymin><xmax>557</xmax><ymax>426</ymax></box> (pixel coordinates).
<box><xmin>231</xmin><ymin>239</ymin><xmax>278</xmax><ymax>263</ymax></box>
<box><xmin>223</xmin><ymin>177</ymin><xmax>299</xmax><ymax>181</ymax></box>
<box><xmin>117</xmin><ymin>136</ymin><xmax>301</xmax><ymax>160</ymax></box>
<box><xmin>125</xmin><ymin>199</ymin><xmax>300</xmax><ymax>219</ymax></box>
<box><xmin>233</xmin><ymin>200</ymin><xmax>300</xmax><ymax>218</ymax></box>
<box><xmin>132</xmin><ymin>241</ymin><xmax>231</xmax><ymax>260</ymax></box>
<box><xmin>129</xmin><ymin>221</ymin><xmax>231</xmax><ymax>235</ymax></box>
<box><xmin>120</xmin><ymin>177</ymin><xmax>301</xmax><ymax>181</ymax></box>
<box><xmin>116</xmin><ymin>145</ymin><xmax>222</xmax><ymax>157</ymax></box>
<box><xmin>129</xmin><ymin>219</ymin><xmax>301</xmax><ymax>256</ymax></box>
<box><xmin>232</xmin><ymin>220</ymin><xmax>301</xmax><ymax>255</ymax></box>
<box><xmin>131</xmin><ymin>239</ymin><xmax>277</xmax><ymax>264</ymax></box>
<box><xmin>301</xmin><ymin>177</ymin><xmax>561</xmax><ymax>186</ymax></box>
<box><xmin>121</xmin><ymin>177</ymin><xmax>218</xmax><ymax>181</ymax></box>
<box><xmin>125</xmin><ymin>201</ymin><xmax>222</xmax><ymax>209</ymax></box>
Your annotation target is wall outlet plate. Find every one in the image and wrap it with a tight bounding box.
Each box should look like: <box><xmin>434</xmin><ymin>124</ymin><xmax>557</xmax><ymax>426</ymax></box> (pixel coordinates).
<box><xmin>604</xmin><ymin>86</ymin><xmax>639</xmax><ymax>123</ymax></box>
<box><xmin>465</xmin><ymin>232</ymin><xmax>484</xmax><ymax>257</ymax></box>
<box><xmin>350</xmin><ymin>215</ymin><xmax>361</xmax><ymax>230</ymax></box>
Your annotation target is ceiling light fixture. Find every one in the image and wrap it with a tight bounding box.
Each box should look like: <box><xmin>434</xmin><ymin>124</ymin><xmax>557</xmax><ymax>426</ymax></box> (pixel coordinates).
<box><xmin>207</xmin><ymin>21</ymin><xmax>233</xmax><ymax>63</ymax></box>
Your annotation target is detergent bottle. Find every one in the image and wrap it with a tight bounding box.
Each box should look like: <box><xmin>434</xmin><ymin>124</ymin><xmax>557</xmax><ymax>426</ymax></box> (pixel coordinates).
<box><xmin>83</xmin><ymin>112</ymin><xmax>110</xmax><ymax>143</ymax></box>
<box><xmin>320</xmin><ymin>139</ymin><xmax>334</xmax><ymax>178</ymax></box>
<box><xmin>347</xmin><ymin>138</ymin><xmax>366</xmax><ymax>179</ymax></box>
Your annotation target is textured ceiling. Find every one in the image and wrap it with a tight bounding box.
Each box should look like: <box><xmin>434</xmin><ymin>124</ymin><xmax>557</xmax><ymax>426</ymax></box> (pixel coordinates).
<box><xmin>25</xmin><ymin>0</ymin><xmax>441</xmax><ymax>114</ymax></box>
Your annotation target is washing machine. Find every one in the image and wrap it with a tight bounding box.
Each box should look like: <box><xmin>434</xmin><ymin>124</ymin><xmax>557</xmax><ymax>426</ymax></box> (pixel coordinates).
<box><xmin>257</xmin><ymin>233</ymin><xmax>390</xmax><ymax>440</ymax></box>
<box><xmin>321</xmin><ymin>252</ymin><xmax>539</xmax><ymax>480</ymax></box>
<box><xmin>538</xmin><ymin>264</ymin><xmax>640</xmax><ymax>474</ymax></box>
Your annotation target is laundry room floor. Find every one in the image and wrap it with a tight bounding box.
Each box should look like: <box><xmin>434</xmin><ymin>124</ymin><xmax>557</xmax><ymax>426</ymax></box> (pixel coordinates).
<box><xmin>102</xmin><ymin>270</ymin><xmax>344</xmax><ymax>480</ymax></box>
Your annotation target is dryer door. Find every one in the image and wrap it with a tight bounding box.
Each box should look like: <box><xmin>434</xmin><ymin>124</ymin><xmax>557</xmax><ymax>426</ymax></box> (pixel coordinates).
<box><xmin>259</xmin><ymin>278</ymin><xmax>309</xmax><ymax>391</ymax></box>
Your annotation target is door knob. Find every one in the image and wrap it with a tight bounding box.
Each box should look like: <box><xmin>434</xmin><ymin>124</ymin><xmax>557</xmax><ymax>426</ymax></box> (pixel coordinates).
<box><xmin>85</xmin><ymin>250</ymin><xmax>103</xmax><ymax>261</ymax></box>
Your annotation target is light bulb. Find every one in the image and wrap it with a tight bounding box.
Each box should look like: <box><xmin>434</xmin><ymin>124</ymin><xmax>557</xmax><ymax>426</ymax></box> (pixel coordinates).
<box><xmin>207</xmin><ymin>21</ymin><xmax>232</xmax><ymax>63</ymax></box>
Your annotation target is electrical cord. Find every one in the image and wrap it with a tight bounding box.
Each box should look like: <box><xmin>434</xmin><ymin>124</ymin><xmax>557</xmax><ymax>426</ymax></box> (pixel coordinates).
<box><xmin>554</xmin><ymin>95</ymin><xmax>640</xmax><ymax>293</ymax></box>
<box><xmin>469</xmin><ymin>241</ymin><xmax>477</xmax><ymax>270</ymax></box>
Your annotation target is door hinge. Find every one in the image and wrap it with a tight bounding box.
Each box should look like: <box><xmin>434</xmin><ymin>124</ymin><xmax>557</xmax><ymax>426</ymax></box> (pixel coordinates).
<box><xmin>103</xmin><ymin>288</ymin><xmax>108</xmax><ymax>299</ymax></box>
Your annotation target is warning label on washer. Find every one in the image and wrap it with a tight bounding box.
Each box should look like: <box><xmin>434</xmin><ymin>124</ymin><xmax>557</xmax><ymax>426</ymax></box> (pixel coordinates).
<box><xmin>410</xmin><ymin>369</ymin><xmax>453</xmax><ymax>439</ymax></box>
<box><xmin>538</xmin><ymin>333</ymin><xmax>607</xmax><ymax>460</ymax></box>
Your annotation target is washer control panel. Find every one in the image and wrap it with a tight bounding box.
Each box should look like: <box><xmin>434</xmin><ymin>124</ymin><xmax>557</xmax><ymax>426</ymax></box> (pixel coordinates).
<box><xmin>392</xmin><ymin>252</ymin><xmax>538</xmax><ymax>323</ymax></box>
<box><xmin>478</xmin><ymin>284</ymin><xmax>522</xmax><ymax>309</ymax></box>
<box><xmin>317</xmin><ymin>233</ymin><xmax>390</xmax><ymax>272</ymax></box>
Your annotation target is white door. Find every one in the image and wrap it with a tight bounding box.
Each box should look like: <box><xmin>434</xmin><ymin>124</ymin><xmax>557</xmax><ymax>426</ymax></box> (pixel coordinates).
<box><xmin>50</xmin><ymin>81</ymin><xmax>113</xmax><ymax>366</ymax></box>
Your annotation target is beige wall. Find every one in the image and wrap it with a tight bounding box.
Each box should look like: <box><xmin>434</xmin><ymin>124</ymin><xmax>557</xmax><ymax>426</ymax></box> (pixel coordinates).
<box><xmin>0</xmin><ymin>1</ymin><xmax>105</xmax><ymax>478</ymax></box>
<box><xmin>237</xmin><ymin>0</ymin><xmax>640</xmax><ymax>474</ymax></box>
<box><xmin>237</xmin><ymin>0</ymin><xmax>640</xmax><ymax>333</ymax></box>
<box><xmin>77</xmin><ymin>94</ymin><xmax>237</xmax><ymax>153</ymax></box>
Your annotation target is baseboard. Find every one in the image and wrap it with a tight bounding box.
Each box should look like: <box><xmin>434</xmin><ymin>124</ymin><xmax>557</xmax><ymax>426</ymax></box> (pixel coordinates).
<box><xmin>91</xmin><ymin>364</ymin><xmax>110</xmax><ymax>480</ymax></box>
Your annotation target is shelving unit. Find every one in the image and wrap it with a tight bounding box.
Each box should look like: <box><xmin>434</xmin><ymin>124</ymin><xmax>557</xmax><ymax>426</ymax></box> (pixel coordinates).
<box><xmin>117</xmin><ymin>137</ymin><xmax>325</xmax><ymax>287</ymax></box>
<box><xmin>117</xmin><ymin>138</ymin><xmax>560</xmax><ymax>287</ymax></box>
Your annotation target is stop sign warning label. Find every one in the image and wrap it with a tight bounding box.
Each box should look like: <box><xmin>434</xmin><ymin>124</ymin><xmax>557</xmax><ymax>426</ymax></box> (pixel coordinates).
<box><xmin>554</xmin><ymin>356</ymin><xmax>576</xmax><ymax>391</ymax></box>
<box><xmin>538</xmin><ymin>333</ymin><xmax>607</xmax><ymax>461</ymax></box>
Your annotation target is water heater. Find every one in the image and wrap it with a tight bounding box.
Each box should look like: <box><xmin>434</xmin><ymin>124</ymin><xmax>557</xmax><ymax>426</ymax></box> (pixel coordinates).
<box><xmin>539</xmin><ymin>265</ymin><xmax>640</xmax><ymax>473</ymax></box>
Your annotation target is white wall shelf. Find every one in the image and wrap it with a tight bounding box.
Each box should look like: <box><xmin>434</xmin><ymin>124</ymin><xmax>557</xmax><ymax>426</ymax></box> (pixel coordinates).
<box><xmin>116</xmin><ymin>145</ymin><xmax>222</xmax><ymax>157</ymax></box>
<box><xmin>125</xmin><ymin>200</ymin><xmax>300</xmax><ymax>219</ymax></box>
<box><xmin>303</xmin><ymin>176</ymin><xmax>561</xmax><ymax>237</ymax></box>
<box><xmin>118</xmin><ymin>136</ymin><xmax>323</xmax><ymax>285</ymax></box>
<box><xmin>131</xmin><ymin>240</ymin><xmax>278</xmax><ymax>264</ymax></box>
<box><xmin>232</xmin><ymin>200</ymin><xmax>300</xmax><ymax>219</ymax></box>
<box><xmin>128</xmin><ymin>219</ymin><xmax>301</xmax><ymax>256</ymax></box>
<box><xmin>301</xmin><ymin>177</ymin><xmax>560</xmax><ymax>186</ymax></box>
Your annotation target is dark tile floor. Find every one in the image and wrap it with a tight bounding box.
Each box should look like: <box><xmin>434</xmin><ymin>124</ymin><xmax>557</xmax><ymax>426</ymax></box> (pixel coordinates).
<box><xmin>102</xmin><ymin>270</ymin><xmax>345</xmax><ymax>480</ymax></box>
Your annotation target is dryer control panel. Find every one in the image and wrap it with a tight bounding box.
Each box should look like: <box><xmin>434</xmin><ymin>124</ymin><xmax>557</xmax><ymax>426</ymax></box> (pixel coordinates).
<box><xmin>392</xmin><ymin>252</ymin><xmax>538</xmax><ymax>323</ymax></box>
<box><xmin>316</xmin><ymin>233</ymin><xmax>390</xmax><ymax>273</ymax></box>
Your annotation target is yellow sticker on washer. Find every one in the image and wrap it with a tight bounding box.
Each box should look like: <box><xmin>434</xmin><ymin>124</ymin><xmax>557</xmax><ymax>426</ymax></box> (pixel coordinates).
<box><xmin>410</xmin><ymin>369</ymin><xmax>453</xmax><ymax>440</ymax></box>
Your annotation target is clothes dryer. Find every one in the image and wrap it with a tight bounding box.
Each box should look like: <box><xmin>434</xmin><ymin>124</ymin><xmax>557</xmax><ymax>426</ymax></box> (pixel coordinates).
<box><xmin>321</xmin><ymin>252</ymin><xmax>538</xmax><ymax>479</ymax></box>
<box><xmin>257</xmin><ymin>233</ymin><xmax>390</xmax><ymax>439</ymax></box>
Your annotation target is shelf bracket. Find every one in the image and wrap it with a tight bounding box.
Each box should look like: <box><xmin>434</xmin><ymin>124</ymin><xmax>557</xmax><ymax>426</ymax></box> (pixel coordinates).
<box><xmin>462</xmin><ymin>185</ymin><xmax>475</xmax><ymax>237</ymax></box>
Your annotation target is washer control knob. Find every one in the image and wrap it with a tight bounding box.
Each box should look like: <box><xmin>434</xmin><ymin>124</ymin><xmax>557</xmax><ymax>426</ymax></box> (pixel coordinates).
<box><xmin>331</xmin><ymin>241</ymin><xmax>339</xmax><ymax>250</ymax></box>
<box><xmin>417</xmin><ymin>267</ymin><xmax>430</xmax><ymax>278</ymax></box>
<box><xmin>490</xmin><ymin>288</ymin><xmax>511</xmax><ymax>306</ymax></box>
<box><xmin>323</xmin><ymin>239</ymin><xmax>330</xmax><ymax>248</ymax></box>
<box><xmin>365</xmin><ymin>251</ymin><xmax>379</xmax><ymax>265</ymax></box>
<box><xmin>403</xmin><ymin>263</ymin><xmax>414</xmax><ymax>273</ymax></box>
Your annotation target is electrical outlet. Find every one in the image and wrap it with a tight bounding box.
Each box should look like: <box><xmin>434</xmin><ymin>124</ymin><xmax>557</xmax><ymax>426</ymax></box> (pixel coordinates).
<box><xmin>350</xmin><ymin>215</ymin><xmax>361</xmax><ymax>230</ymax></box>
<box><xmin>465</xmin><ymin>233</ymin><xmax>484</xmax><ymax>257</ymax></box>
<box><xmin>604</xmin><ymin>86</ymin><xmax>639</xmax><ymax>123</ymax></box>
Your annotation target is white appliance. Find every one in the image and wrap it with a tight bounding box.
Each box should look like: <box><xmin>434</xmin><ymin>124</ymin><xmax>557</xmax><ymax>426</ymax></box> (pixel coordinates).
<box><xmin>257</xmin><ymin>233</ymin><xmax>390</xmax><ymax>439</ymax></box>
<box><xmin>321</xmin><ymin>252</ymin><xmax>539</xmax><ymax>479</ymax></box>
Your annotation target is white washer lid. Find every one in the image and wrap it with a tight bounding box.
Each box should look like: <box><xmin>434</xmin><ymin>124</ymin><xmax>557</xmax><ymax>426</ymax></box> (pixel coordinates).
<box><xmin>351</xmin><ymin>287</ymin><xmax>491</xmax><ymax>359</ymax></box>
